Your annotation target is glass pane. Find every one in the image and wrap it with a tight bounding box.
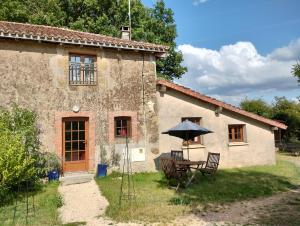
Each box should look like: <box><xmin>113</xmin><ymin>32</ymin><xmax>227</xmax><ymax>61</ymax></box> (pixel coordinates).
<box><xmin>72</xmin><ymin>121</ymin><xmax>78</xmax><ymax>130</ymax></box>
<box><xmin>79</xmin><ymin>131</ymin><xmax>85</xmax><ymax>140</ymax></box>
<box><xmin>79</xmin><ymin>121</ymin><xmax>85</xmax><ymax>130</ymax></box>
<box><xmin>116</xmin><ymin>128</ymin><xmax>121</xmax><ymax>136</ymax></box>
<box><xmin>72</xmin><ymin>131</ymin><xmax>78</xmax><ymax>141</ymax></box>
<box><xmin>79</xmin><ymin>141</ymin><xmax>85</xmax><ymax>150</ymax></box>
<box><xmin>65</xmin><ymin>152</ymin><xmax>71</xmax><ymax>161</ymax></box>
<box><xmin>65</xmin><ymin>132</ymin><xmax>71</xmax><ymax>141</ymax></box>
<box><xmin>116</xmin><ymin>119</ymin><xmax>122</xmax><ymax>127</ymax></box>
<box><xmin>70</xmin><ymin>56</ymin><xmax>80</xmax><ymax>63</ymax></box>
<box><xmin>79</xmin><ymin>151</ymin><xmax>85</xmax><ymax>160</ymax></box>
<box><xmin>75</xmin><ymin>67</ymin><xmax>80</xmax><ymax>81</ymax></box>
<box><xmin>84</xmin><ymin>57</ymin><xmax>95</xmax><ymax>64</ymax></box>
<box><xmin>65</xmin><ymin>122</ymin><xmax>71</xmax><ymax>130</ymax></box>
<box><xmin>72</xmin><ymin>141</ymin><xmax>78</xmax><ymax>150</ymax></box>
<box><xmin>72</xmin><ymin>152</ymin><xmax>79</xmax><ymax>161</ymax></box>
<box><xmin>65</xmin><ymin>142</ymin><xmax>71</xmax><ymax>151</ymax></box>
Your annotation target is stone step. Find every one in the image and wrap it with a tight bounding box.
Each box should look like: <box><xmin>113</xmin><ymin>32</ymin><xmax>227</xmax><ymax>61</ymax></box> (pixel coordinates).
<box><xmin>60</xmin><ymin>172</ymin><xmax>95</xmax><ymax>186</ymax></box>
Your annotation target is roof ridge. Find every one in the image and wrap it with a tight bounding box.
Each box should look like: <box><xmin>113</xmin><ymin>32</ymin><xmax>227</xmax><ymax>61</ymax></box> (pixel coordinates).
<box><xmin>0</xmin><ymin>21</ymin><xmax>131</xmax><ymax>41</ymax></box>
<box><xmin>157</xmin><ymin>79</ymin><xmax>287</xmax><ymax>129</ymax></box>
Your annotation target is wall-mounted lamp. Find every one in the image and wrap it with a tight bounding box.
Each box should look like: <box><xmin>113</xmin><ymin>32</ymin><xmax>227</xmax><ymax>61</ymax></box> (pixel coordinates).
<box><xmin>215</xmin><ymin>106</ymin><xmax>223</xmax><ymax>116</ymax></box>
<box><xmin>72</xmin><ymin>105</ymin><xmax>80</xmax><ymax>113</ymax></box>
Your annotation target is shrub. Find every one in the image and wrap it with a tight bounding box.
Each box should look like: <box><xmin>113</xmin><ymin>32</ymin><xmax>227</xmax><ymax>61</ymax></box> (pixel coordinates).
<box><xmin>44</xmin><ymin>152</ymin><xmax>61</xmax><ymax>173</ymax></box>
<box><xmin>0</xmin><ymin>104</ymin><xmax>45</xmax><ymax>204</ymax></box>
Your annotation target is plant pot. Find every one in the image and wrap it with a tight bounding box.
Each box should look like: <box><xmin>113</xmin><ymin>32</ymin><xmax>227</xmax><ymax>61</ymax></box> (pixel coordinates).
<box><xmin>48</xmin><ymin>170</ymin><xmax>60</xmax><ymax>181</ymax></box>
<box><xmin>97</xmin><ymin>164</ymin><xmax>108</xmax><ymax>177</ymax></box>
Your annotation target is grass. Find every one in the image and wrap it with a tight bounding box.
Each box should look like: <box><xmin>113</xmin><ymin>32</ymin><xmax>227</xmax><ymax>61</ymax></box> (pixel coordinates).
<box><xmin>0</xmin><ymin>182</ymin><xmax>62</xmax><ymax>226</ymax></box>
<box><xmin>96</xmin><ymin>158</ymin><xmax>300</xmax><ymax>223</ymax></box>
<box><xmin>97</xmin><ymin>172</ymin><xmax>188</xmax><ymax>223</ymax></box>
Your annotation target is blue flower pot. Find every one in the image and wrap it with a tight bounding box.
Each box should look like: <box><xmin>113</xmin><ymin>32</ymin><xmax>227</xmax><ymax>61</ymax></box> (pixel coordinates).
<box><xmin>48</xmin><ymin>170</ymin><xmax>60</xmax><ymax>181</ymax></box>
<box><xmin>97</xmin><ymin>164</ymin><xmax>108</xmax><ymax>177</ymax></box>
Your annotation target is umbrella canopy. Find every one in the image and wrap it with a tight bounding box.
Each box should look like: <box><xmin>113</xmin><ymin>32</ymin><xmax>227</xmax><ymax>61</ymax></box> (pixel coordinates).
<box><xmin>162</xmin><ymin>119</ymin><xmax>212</xmax><ymax>140</ymax></box>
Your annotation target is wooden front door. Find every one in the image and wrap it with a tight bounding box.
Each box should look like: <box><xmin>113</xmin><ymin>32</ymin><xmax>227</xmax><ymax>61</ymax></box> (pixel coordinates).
<box><xmin>63</xmin><ymin>118</ymin><xmax>89</xmax><ymax>172</ymax></box>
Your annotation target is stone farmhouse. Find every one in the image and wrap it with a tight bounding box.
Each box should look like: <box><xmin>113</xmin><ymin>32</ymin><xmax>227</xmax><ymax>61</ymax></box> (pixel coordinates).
<box><xmin>0</xmin><ymin>21</ymin><xmax>287</xmax><ymax>173</ymax></box>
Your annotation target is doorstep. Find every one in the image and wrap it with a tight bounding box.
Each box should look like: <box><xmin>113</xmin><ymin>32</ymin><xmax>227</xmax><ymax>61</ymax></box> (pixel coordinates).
<box><xmin>59</xmin><ymin>171</ymin><xmax>95</xmax><ymax>186</ymax></box>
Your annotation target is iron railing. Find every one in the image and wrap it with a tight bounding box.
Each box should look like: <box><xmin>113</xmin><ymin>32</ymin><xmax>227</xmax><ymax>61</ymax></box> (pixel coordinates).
<box><xmin>69</xmin><ymin>63</ymin><xmax>97</xmax><ymax>85</ymax></box>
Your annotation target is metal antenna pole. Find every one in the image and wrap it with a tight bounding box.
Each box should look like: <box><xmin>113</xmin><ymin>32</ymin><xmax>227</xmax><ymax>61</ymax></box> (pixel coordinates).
<box><xmin>128</xmin><ymin>0</ymin><xmax>131</xmax><ymax>40</ymax></box>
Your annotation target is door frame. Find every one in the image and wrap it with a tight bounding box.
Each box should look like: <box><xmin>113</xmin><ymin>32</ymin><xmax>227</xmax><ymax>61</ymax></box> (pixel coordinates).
<box><xmin>54</xmin><ymin>111</ymin><xmax>96</xmax><ymax>173</ymax></box>
<box><xmin>62</xmin><ymin>117</ymin><xmax>89</xmax><ymax>172</ymax></box>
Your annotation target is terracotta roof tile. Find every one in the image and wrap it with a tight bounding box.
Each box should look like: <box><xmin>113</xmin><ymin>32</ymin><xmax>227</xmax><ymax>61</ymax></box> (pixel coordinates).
<box><xmin>157</xmin><ymin>79</ymin><xmax>287</xmax><ymax>130</ymax></box>
<box><xmin>0</xmin><ymin>21</ymin><xmax>168</xmax><ymax>53</ymax></box>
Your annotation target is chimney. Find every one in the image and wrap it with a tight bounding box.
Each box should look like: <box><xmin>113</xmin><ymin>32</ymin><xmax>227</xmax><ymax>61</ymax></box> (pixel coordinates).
<box><xmin>121</xmin><ymin>26</ymin><xmax>130</xmax><ymax>40</ymax></box>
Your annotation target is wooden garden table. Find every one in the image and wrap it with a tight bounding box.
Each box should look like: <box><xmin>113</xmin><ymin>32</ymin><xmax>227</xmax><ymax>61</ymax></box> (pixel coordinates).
<box><xmin>175</xmin><ymin>160</ymin><xmax>206</xmax><ymax>187</ymax></box>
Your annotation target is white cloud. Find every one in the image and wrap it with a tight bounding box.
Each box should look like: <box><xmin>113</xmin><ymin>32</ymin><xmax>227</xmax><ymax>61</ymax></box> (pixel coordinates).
<box><xmin>176</xmin><ymin>39</ymin><xmax>300</xmax><ymax>105</ymax></box>
<box><xmin>193</xmin><ymin>0</ymin><xmax>209</xmax><ymax>6</ymax></box>
<box><xmin>269</xmin><ymin>39</ymin><xmax>300</xmax><ymax>61</ymax></box>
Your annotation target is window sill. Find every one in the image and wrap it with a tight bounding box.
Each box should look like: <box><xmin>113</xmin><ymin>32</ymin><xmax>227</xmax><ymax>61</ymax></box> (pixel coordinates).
<box><xmin>228</xmin><ymin>142</ymin><xmax>249</xmax><ymax>147</ymax></box>
<box><xmin>182</xmin><ymin>144</ymin><xmax>206</xmax><ymax>149</ymax></box>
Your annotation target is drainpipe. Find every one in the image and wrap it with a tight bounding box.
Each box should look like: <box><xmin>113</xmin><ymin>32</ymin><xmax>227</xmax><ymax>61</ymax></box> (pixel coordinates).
<box><xmin>141</xmin><ymin>53</ymin><xmax>147</xmax><ymax>169</ymax></box>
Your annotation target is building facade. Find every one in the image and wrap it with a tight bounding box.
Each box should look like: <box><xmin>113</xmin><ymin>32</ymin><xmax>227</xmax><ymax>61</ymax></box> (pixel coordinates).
<box><xmin>157</xmin><ymin>80</ymin><xmax>287</xmax><ymax>168</ymax></box>
<box><xmin>0</xmin><ymin>21</ymin><xmax>287</xmax><ymax>173</ymax></box>
<box><xmin>0</xmin><ymin>21</ymin><xmax>167</xmax><ymax>173</ymax></box>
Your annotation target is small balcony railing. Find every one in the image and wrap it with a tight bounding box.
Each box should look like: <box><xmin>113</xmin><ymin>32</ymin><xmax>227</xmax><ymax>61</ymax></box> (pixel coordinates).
<box><xmin>69</xmin><ymin>63</ymin><xmax>97</xmax><ymax>85</ymax></box>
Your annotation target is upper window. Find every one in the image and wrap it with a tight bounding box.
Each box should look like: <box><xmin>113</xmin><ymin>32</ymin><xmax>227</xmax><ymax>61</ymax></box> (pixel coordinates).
<box><xmin>228</xmin><ymin>124</ymin><xmax>245</xmax><ymax>142</ymax></box>
<box><xmin>69</xmin><ymin>54</ymin><xmax>97</xmax><ymax>85</ymax></box>
<box><xmin>182</xmin><ymin>117</ymin><xmax>202</xmax><ymax>144</ymax></box>
<box><xmin>114</xmin><ymin>117</ymin><xmax>131</xmax><ymax>138</ymax></box>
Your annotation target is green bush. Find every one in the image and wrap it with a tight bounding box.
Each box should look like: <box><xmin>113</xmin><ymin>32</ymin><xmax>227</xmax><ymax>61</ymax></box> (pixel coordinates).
<box><xmin>44</xmin><ymin>152</ymin><xmax>61</xmax><ymax>173</ymax></box>
<box><xmin>0</xmin><ymin>104</ymin><xmax>45</xmax><ymax>204</ymax></box>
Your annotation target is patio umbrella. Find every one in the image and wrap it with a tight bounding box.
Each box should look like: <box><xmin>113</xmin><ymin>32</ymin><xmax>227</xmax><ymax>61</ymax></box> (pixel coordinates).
<box><xmin>162</xmin><ymin>120</ymin><xmax>213</xmax><ymax>159</ymax></box>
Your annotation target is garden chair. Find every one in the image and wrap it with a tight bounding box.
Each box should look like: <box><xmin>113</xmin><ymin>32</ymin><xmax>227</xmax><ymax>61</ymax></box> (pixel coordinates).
<box><xmin>160</xmin><ymin>157</ymin><xmax>187</xmax><ymax>190</ymax></box>
<box><xmin>199</xmin><ymin>152</ymin><xmax>220</xmax><ymax>176</ymax></box>
<box><xmin>171</xmin><ymin>150</ymin><xmax>184</xmax><ymax>161</ymax></box>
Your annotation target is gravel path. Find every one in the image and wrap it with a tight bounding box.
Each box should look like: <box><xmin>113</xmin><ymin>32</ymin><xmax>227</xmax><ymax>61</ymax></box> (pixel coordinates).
<box><xmin>58</xmin><ymin>180</ymin><xmax>111</xmax><ymax>225</ymax></box>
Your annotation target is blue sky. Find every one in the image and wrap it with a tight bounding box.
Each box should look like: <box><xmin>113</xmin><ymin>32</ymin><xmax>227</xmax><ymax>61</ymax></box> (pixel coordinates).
<box><xmin>142</xmin><ymin>0</ymin><xmax>300</xmax><ymax>105</ymax></box>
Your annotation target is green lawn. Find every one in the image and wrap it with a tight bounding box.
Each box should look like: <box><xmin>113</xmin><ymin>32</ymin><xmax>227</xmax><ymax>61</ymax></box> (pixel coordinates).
<box><xmin>96</xmin><ymin>158</ymin><xmax>300</xmax><ymax>223</ymax></box>
<box><xmin>0</xmin><ymin>182</ymin><xmax>62</xmax><ymax>226</ymax></box>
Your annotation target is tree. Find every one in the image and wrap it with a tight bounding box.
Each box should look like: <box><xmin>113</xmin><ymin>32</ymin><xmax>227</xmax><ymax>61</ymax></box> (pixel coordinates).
<box><xmin>240</xmin><ymin>98</ymin><xmax>272</xmax><ymax>118</ymax></box>
<box><xmin>292</xmin><ymin>61</ymin><xmax>300</xmax><ymax>84</ymax></box>
<box><xmin>240</xmin><ymin>97</ymin><xmax>300</xmax><ymax>143</ymax></box>
<box><xmin>0</xmin><ymin>0</ymin><xmax>187</xmax><ymax>80</ymax></box>
<box><xmin>272</xmin><ymin>97</ymin><xmax>300</xmax><ymax>142</ymax></box>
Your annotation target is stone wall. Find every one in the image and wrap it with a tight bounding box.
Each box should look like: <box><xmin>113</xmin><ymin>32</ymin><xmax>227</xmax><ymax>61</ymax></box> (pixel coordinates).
<box><xmin>157</xmin><ymin>89</ymin><xmax>276</xmax><ymax>168</ymax></box>
<box><xmin>0</xmin><ymin>39</ymin><xmax>159</xmax><ymax>172</ymax></box>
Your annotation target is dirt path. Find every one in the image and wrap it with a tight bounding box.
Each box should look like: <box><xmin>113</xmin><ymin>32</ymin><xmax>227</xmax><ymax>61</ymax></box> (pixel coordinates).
<box><xmin>200</xmin><ymin>188</ymin><xmax>300</xmax><ymax>225</ymax></box>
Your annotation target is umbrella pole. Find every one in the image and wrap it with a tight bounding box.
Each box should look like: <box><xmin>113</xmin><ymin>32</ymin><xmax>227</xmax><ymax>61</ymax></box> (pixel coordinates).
<box><xmin>188</xmin><ymin>141</ymin><xmax>190</xmax><ymax>160</ymax></box>
<box><xmin>185</xmin><ymin>132</ymin><xmax>189</xmax><ymax>160</ymax></box>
